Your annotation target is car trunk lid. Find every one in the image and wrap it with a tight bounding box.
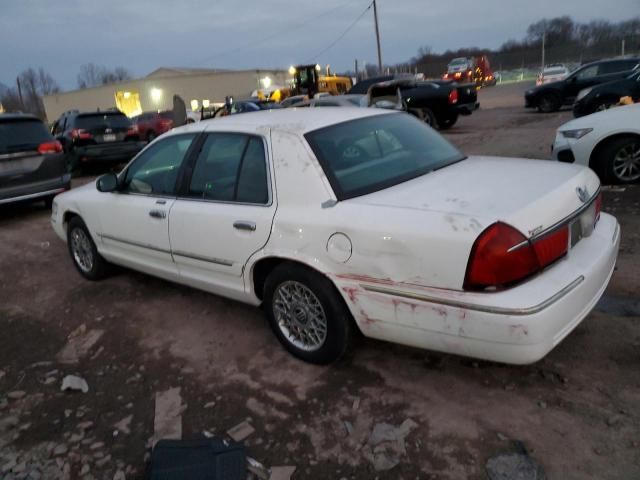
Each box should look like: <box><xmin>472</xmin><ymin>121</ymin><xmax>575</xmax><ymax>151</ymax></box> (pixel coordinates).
<box><xmin>74</xmin><ymin>113</ymin><xmax>133</xmax><ymax>145</ymax></box>
<box><xmin>348</xmin><ymin>156</ymin><xmax>600</xmax><ymax>239</ymax></box>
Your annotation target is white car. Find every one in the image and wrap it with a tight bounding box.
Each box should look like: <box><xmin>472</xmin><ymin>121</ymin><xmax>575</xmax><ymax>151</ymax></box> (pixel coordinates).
<box><xmin>552</xmin><ymin>103</ymin><xmax>640</xmax><ymax>184</ymax></box>
<box><xmin>536</xmin><ymin>65</ymin><xmax>570</xmax><ymax>86</ymax></box>
<box><xmin>51</xmin><ymin>109</ymin><xmax>620</xmax><ymax>365</ymax></box>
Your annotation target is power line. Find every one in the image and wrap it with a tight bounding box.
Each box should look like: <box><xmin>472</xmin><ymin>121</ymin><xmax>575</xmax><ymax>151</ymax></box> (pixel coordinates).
<box><xmin>308</xmin><ymin>2</ymin><xmax>373</xmax><ymax>62</ymax></box>
<box><xmin>190</xmin><ymin>3</ymin><xmax>352</xmax><ymax>65</ymax></box>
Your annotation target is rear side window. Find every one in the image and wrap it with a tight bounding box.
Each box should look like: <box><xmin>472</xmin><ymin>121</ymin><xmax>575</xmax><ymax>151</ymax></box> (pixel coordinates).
<box><xmin>0</xmin><ymin>119</ymin><xmax>53</xmax><ymax>155</ymax></box>
<box><xmin>75</xmin><ymin>113</ymin><xmax>131</xmax><ymax>129</ymax></box>
<box><xmin>599</xmin><ymin>61</ymin><xmax>630</xmax><ymax>75</ymax></box>
<box><xmin>188</xmin><ymin>133</ymin><xmax>269</xmax><ymax>204</ymax></box>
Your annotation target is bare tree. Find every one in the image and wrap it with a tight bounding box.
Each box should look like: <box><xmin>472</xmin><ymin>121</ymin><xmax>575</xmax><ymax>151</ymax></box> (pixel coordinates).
<box><xmin>0</xmin><ymin>67</ymin><xmax>60</xmax><ymax>119</ymax></box>
<box><xmin>77</xmin><ymin>63</ymin><xmax>133</xmax><ymax>88</ymax></box>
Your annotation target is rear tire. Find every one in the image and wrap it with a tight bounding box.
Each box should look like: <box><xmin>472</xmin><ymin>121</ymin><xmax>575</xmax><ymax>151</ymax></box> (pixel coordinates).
<box><xmin>67</xmin><ymin>217</ymin><xmax>110</xmax><ymax>280</ymax></box>
<box><xmin>146</xmin><ymin>131</ymin><xmax>157</xmax><ymax>142</ymax></box>
<box><xmin>537</xmin><ymin>93</ymin><xmax>561</xmax><ymax>113</ymax></box>
<box><xmin>420</xmin><ymin>108</ymin><xmax>436</xmax><ymax>128</ymax></box>
<box><xmin>263</xmin><ymin>263</ymin><xmax>353</xmax><ymax>364</ymax></box>
<box><xmin>438</xmin><ymin>113</ymin><xmax>458</xmax><ymax>130</ymax></box>
<box><xmin>594</xmin><ymin>136</ymin><xmax>640</xmax><ymax>185</ymax></box>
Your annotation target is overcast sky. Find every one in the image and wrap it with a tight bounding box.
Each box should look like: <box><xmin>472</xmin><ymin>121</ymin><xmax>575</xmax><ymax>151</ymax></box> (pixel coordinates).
<box><xmin>1</xmin><ymin>0</ymin><xmax>636</xmax><ymax>90</ymax></box>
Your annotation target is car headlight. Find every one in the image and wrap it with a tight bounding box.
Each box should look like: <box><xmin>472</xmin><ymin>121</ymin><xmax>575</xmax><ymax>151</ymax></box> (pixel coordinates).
<box><xmin>560</xmin><ymin>128</ymin><xmax>593</xmax><ymax>139</ymax></box>
<box><xmin>576</xmin><ymin>87</ymin><xmax>593</xmax><ymax>102</ymax></box>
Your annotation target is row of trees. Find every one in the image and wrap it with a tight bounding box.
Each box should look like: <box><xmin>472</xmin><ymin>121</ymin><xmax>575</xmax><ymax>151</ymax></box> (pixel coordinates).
<box><xmin>410</xmin><ymin>16</ymin><xmax>640</xmax><ymax>77</ymax></box>
<box><xmin>1</xmin><ymin>64</ymin><xmax>132</xmax><ymax>119</ymax></box>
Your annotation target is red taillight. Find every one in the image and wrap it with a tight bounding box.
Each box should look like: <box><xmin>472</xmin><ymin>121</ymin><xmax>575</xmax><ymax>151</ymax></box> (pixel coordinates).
<box><xmin>127</xmin><ymin>124</ymin><xmax>139</xmax><ymax>136</ymax></box>
<box><xmin>594</xmin><ymin>193</ymin><xmax>602</xmax><ymax>225</ymax></box>
<box><xmin>443</xmin><ymin>73</ymin><xmax>449</xmax><ymax>79</ymax></box>
<box><xmin>454</xmin><ymin>72</ymin><xmax>462</xmax><ymax>78</ymax></box>
<box><xmin>532</xmin><ymin>226</ymin><xmax>569</xmax><ymax>267</ymax></box>
<box><xmin>464</xmin><ymin>222</ymin><xmax>569</xmax><ymax>291</ymax></box>
<box><xmin>37</xmin><ymin>141</ymin><xmax>63</xmax><ymax>154</ymax></box>
<box><xmin>70</xmin><ymin>128</ymin><xmax>92</xmax><ymax>140</ymax></box>
<box><xmin>448</xmin><ymin>88</ymin><xmax>458</xmax><ymax>104</ymax></box>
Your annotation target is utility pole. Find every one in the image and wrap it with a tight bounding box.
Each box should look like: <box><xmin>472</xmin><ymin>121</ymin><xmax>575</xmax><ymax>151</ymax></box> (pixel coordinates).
<box><xmin>541</xmin><ymin>30</ymin><xmax>546</xmax><ymax>71</ymax></box>
<box><xmin>622</xmin><ymin>39</ymin><xmax>626</xmax><ymax>56</ymax></box>
<box><xmin>373</xmin><ymin>0</ymin><xmax>383</xmax><ymax>75</ymax></box>
<box><xmin>16</xmin><ymin>76</ymin><xmax>24</xmax><ymax>111</ymax></box>
<box><xmin>354</xmin><ymin>59</ymin><xmax>359</xmax><ymax>81</ymax></box>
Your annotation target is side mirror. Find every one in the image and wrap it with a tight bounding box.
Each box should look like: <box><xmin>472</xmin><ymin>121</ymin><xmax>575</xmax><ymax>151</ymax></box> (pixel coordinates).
<box><xmin>96</xmin><ymin>173</ymin><xmax>119</xmax><ymax>193</ymax></box>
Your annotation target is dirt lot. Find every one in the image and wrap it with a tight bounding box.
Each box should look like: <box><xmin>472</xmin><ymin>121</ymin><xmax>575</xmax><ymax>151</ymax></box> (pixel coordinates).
<box><xmin>1</xmin><ymin>82</ymin><xmax>639</xmax><ymax>480</ymax></box>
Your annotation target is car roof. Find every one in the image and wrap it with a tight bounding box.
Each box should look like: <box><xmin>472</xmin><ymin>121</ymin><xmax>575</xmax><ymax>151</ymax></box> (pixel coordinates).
<box><xmin>0</xmin><ymin>113</ymin><xmax>42</xmax><ymax>122</ymax></box>
<box><xmin>174</xmin><ymin>107</ymin><xmax>392</xmax><ymax>136</ymax></box>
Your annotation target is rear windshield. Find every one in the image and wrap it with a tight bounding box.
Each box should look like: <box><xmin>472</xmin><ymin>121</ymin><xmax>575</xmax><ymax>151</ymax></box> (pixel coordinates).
<box><xmin>305</xmin><ymin>113</ymin><xmax>465</xmax><ymax>200</ymax></box>
<box><xmin>159</xmin><ymin>111</ymin><xmax>174</xmax><ymax>120</ymax></box>
<box><xmin>75</xmin><ymin>113</ymin><xmax>131</xmax><ymax>129</ymax></box>
<box><xmin>543</xmin><ymin>68</ymin><xmax>566</xmax><ymax>75</ymax></box>
<box><xmin>0</xmin><ymin>119</ymin><xmax>52</xmax><ymax>154</ymax></box>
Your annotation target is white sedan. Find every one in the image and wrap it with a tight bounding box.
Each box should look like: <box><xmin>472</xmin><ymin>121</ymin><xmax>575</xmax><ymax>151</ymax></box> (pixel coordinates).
<box><xmin>51</xmin><ymin>108</ymin><xmax>619</xmax><ymax>365</ymax></box>
<box><xmin>553</xmin><ymin>103</ymin><xmax>640</xmax><ymax>184</ymax></box>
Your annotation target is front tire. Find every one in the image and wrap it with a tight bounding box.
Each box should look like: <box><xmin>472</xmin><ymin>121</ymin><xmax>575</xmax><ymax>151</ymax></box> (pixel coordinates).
<box><xmin>67</xmin><ymin>217</ymin><xmax>110</xmax><ymax>280</ymax></box>
<box><xmin>263</xmin><ymin>264</ymin><xmax>353</xmax><ymax>364</ymax></box>
<box><xmin>537</xmin><ymin>93</ymin><xmax>561</xmax><ymax>113</ymax></box>
<box><xmin>594</xmin><ymin>136</ymin><xmax>640</xmax><ymax>185</ymax></box>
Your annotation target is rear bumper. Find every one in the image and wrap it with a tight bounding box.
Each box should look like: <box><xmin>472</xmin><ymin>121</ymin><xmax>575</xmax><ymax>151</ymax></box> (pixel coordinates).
<box><xmin>0</xmin><ymin>174</ymin><xmax>71</xmax><ymax>205</ymax></box>
<box><xmin>336</xmin><ymin>213</ymin><xmax>620</xmax><ymax>364</ymax></box>
<box><xmin>456</xmin><ymin>101</ymin><xmax>479</xmax><ymax>116</ymax></box>
<box><xmin>72</xmin><ymin>141</ymin><xmax>146</xmax><ymax>163</ymax></box>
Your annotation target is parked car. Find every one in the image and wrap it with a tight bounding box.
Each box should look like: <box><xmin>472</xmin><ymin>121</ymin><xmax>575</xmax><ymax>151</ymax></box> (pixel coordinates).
<box><xmin>553</xmin><ymin>103</ymin><xmax>640</xmax><ymax>184</ymax></box>
<box><xmin>536</xmin><ymin>64</ymin><xmax>570</xmax><ymax>86</ymax></box>
<box><xmin>288</xmin><ymin>94</ymin><xmax>367</xmax><ymax>108</ymax></box>
<box><xmin>51</xmin><ymin>110</ymin><xmax>146</xmax><ymax>171</ymax></box>
<box><xmin>361</xmin><ymin>77</ymin><xmax>479</xmax><ymax>129</ymax></box>
<box><xmin>206</xmin><ymin>100</ymin><xmax>282</xmax><ymax>119</ymax></box>
<box><xmin>0</xmin><ymin>113</ymin><xmax>70</xmax><ymax>207</ymax></box>
<box><xmin>51</xmin><ymin>108</ymin><xmax>618</xmax><ymax>365</ymax></box>
<box><xmin>525</xmin><ymin>57</ymin><xmax>640</xmax><ymax>112</ymax></box>
<box><xmin>133</xmin><ymin>111</ymin><xmax>174</xmax><ymax>141</ymax></box>
<box><xmin>279</xmin><ymin>95</ymin><xmax>307</xmax><ymax>108</ymax></box>
<box><xmin>572</xmin><ymin>68</ymin><xmax>640</xmax><ymax>117</ymax></box>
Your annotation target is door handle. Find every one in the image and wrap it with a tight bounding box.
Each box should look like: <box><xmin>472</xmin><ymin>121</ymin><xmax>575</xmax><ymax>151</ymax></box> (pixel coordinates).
<box><xmin>149</xmin><ymin>209</ymin><xmax>166</xmax><ymax>219</ymax></box>
<box><xmin>233</xmin><ymin>220</ymin><xmax>256</xmax><ymax>232</ymax></box>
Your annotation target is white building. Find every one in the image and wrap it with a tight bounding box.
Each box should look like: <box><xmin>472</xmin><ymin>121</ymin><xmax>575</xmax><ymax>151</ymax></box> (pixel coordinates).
<box><xmin>42</xmin><ymin>67</ymin><xmax>289</xmax><ymax>121</ymax></box>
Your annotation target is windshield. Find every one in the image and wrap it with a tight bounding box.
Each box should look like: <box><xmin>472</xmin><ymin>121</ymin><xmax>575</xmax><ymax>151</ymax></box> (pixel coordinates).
<box><xmin>543</xmin><ymin>68</ymin><xmax>566</xmax><ymax>75</ymax></box>
<box><xmin>450</xmin><ymin>58</ymin><xmax>468</xmax><ymax>66</ymax></box>
<box><xmin>305</xmin><ymin>113</ymin><xmax>465</xmax><ymax>200</ymax></box>
<box><xmin>0</xmin><ymin>119</ymin><xmax>52</xmax><ymax>155</ymax></box>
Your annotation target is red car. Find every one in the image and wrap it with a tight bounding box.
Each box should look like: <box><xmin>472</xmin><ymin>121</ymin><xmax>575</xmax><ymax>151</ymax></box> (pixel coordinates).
<box><xmin>133</xmin><ymin>111</ymin><xmax>173</xmax><ymax>141</ymax></box>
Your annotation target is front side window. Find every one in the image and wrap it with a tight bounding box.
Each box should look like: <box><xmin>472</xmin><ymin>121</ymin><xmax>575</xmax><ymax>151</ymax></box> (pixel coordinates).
<box><xmin>305</xmin><ymin>113</ymin><xmax>464</xmax><ymax>200</ymax></box>
<box><xmin>123</xmin><ymin>134</ymin><xmax>196</xmax><ymax>195</ymax></box>
<box><xmin>188</xmin><ymin>133</ymin><xmax>269</xmax><ymax>204</ymax></box>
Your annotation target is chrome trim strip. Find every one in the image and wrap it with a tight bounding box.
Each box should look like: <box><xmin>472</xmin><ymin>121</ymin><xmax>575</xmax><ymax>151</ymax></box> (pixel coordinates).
<box><xmin>360</xmin><ymin>276</ymin><xmax>585</xmax><ymax>316</ymax></box>
<box><xmin>0</xmin><ymin>187</ymin><xmax>66</xmax><ymax>205</ymax></box>
<box><xmin>172</xmin><ymin>250</ymin><xmax>234</xmax><ymax>267</ymax></box>
<box><xmin>507</xmin><ymin>189</ymin><xmax>600</xmax><ymax>253</ymax></box>
<box><xmin>99</xmin><ymin>233</ymin><xmax>171</xmax><ymax>254</ymax></box>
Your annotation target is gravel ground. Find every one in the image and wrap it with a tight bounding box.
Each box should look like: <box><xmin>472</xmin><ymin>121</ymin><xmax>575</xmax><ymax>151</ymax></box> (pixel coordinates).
<box><xmin>1</xmin><ymin>82</ymin><xmax>639</xmax><ymax>480</ymax></box>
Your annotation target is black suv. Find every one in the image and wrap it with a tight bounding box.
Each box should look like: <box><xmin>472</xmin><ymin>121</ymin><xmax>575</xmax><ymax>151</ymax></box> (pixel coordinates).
<box><xmin>525</xmin><ymin>57</ymin><xmax>640</xmax><ymax>112</ymax></box>
<box><xmin>573</xmin><ymin>68</ymin><xmax>640</xmax><ymax>117</ymax></box>
<box><xmin>51</xmin><ymin>110</ymin><xmax>146</xmax><ymax>171</ymax></box>
<box><xmin>0</xmin><ymin>113</ymin><xmax>70</xmax><ymax>207</ymax></box>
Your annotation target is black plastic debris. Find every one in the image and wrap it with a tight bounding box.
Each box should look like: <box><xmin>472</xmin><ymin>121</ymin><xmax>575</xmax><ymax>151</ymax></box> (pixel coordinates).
<box><xmin>151</xmin><ymin>438</ymin><xmax>246</xmax><ymax>480</ymax></box>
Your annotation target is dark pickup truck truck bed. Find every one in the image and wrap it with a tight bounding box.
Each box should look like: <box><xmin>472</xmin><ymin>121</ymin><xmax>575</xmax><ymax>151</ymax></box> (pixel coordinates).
<box><xmin>352</xmin><ymin>75</ymin><xmax>478</xmax><ymax>129</ymax></box>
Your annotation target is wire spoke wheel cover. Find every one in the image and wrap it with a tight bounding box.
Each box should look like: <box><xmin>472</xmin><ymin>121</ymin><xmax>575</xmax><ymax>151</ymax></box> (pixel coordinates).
<box><xmin>70</xmin><ymin>227</ymin><xmax>94</xmax><ymax>273</ymax></box>
<box><xmin>273</xmin><ymin>281</ymin><xmax>328</xmax><ymax>352</ymax></box>
<box><xmin>612</xmin><ymin>142</ymin><xmax>640</xmax><ymax>182</ymax></box>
